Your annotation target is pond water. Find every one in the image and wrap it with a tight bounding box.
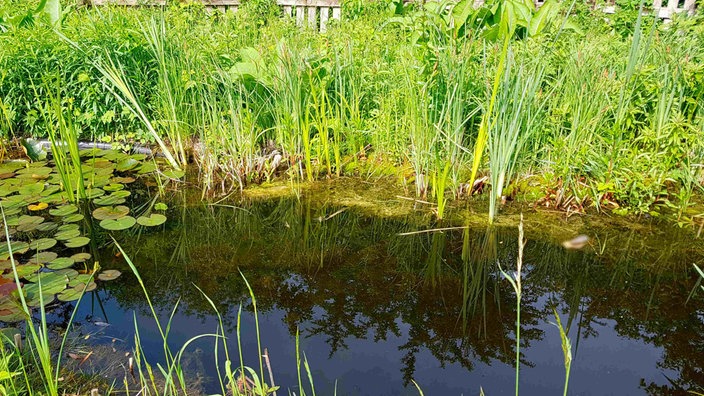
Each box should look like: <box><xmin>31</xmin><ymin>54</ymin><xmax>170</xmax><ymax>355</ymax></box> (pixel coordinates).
<box><xmin>53</xmin><ymin>191</ymin><xmax>704</xmax><ymax>395</ymax></box>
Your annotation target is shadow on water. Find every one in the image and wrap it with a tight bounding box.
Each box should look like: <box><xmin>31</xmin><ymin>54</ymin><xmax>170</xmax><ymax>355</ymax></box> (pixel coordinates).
<box><xmin>60</xmin><ymin>191</ymin><xmax>704</xmax><ymax>395</ymax></box>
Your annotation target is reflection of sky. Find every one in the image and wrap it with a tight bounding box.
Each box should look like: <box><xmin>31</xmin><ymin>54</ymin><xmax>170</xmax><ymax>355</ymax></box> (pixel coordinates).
<box><xmin>72</xmin><ymin>288</ymin><xmax>673</xmax><ymax>396</ymax></box>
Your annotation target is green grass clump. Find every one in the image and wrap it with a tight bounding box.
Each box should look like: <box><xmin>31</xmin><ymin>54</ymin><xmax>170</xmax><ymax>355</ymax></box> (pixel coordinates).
<box><xmin>0</xmin><ymin>0</ymin><xmax>702</xmax><ymax>222</ymax></box>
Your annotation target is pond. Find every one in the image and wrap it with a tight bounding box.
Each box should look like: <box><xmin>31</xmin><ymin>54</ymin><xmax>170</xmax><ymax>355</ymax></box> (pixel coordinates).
<box><xmin>1</xmin><ymin>153</ymin><xmax>703</xmax><ymax>395</ymax></box>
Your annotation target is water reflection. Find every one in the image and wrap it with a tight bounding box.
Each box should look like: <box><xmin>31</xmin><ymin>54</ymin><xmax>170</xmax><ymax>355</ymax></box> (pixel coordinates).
<box><xmin>90</xmin><ymin>195</ymin><xmax>704</xmax><ymax>394</ymax></box>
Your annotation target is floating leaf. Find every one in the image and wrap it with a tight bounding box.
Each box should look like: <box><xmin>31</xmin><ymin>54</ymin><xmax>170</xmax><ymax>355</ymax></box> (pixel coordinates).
<box><xmin>112</xmin><ymin>176</ymin><xmax>135</xmax><ymax>184</ymax></box>
<box><xmin>63</xmin><ymin>214</ymin><xmax>85</xmax><ymax>223</ymax></box>
<box><xmin>28</xmin><ymin>202</ymin><xmax>48</xmax><ymax>211</ymax></box>
<box><xmin>54</xmin><ymin>228</ymin><xmax>81</xmax><ymax>241</ymax></box>
<box><xmin>25</xmin><ymin>292</ymin><xmax>56</xmax><ymax>308</ymax></box>
<box><xmin>57</xmin><ymin>223</ymin><xmax>79</xmax><ymax>232</ymax></box>
<box><xmin>110</xmin><ymin>190</ymin><xmax>131</xmax><ymax>199</ymax></box>
<box><xmin>28</xmin><ymin>238</ymin><xmax>57</xmax><ymax>251</ymax></box>
<box><xmin>29</xmin><ymin>251</ymin><xmax>58</xmax><ymax>264</ymax></box>
<box><xmin>70</xmin><ymin>253</ymin><xmax>91</xmax><ymax>263</ymax></box>
<box><xmin>83</xmin><ymin>188</ymin><xmax>105</xmax><ymax>199</ymax></box>
<box><xmin>154</xmin><ymin>203</ymin><xmax>168</xmax><ymax>211</ymax></box>
<box><xmin>97</xmin><ymin>270</ymin><xmax>121</xmax><ymax>281</ymax></box>
<box><xmin>92</xmin><ymin>206</ymin><xmax>129</xmax><ymax>221</ymax></box>
<box><xmin>138</xmin><ymin>162</ymin><xmax>157</xmax><ymax>174</ymax></box>
<box><xmin>68</xmin><ymin>273</ymin><xmax>93</xmax><ymax>287</ymax></box>
<box><xmin>57</xmin><ymin>287</ymin><xmax>83</xmax><ymax>302</ymax></box>
<box><xmin>116</xmin><ymin>158</ymin><xmax>139</xmax><ymax>172</ymax></box>
<box><xmin>7</xmin><ymin>263</ymin><xmax>41</xmax><ymax>278</ymax></box>
<box><xmin>79</xmin><ymin>148</ymin><xmax>105</xmax><ymax>158</ymax></box>
<box><xmin>19</xmin><ymin>182</ymin><xmax>45</xmax><ymax>196</ymax></box>
<box><xmin>49</xmin><ymin>204</ymin><xmax>78</xmax><ymax>217</ymax></box>
<box><xmin>162</xmin><ymin>169</ymin><xmax>185</xmax><ymax>179</ymax></box>
<box><xmin>103</xmin><ymin>183</ymin><xmax>124</xmax><ymax>192</ymax></box>
<box><xmin>65</xmin><ymin>237</ymin><xmax>90</xmax><ymax>248</ymax></box>
<box><xmin>99</xmin><ymin>216</ymin><xmax>136</xmax><ymax>231</ymax></box>
<box><xmin>0</xmin><ymin>241</ymin><xmax>28</xmax><ymax>259</ymax></box>
<box><xmin>74</xmin><ymin>281</ymin><xmax>97</xmax><ymax>292</ymax></box>
<box><xmin>35</xmin><ymin>221</ymin><xmax>58</xmax><ymax>232</ymax></box>
<box><xmin>47</xmin><ymin>257</ymin><xmax>75</xmax><ymax>270</ymax></box>
<box><xmin>16</xmin><ymin>215</ymin><xmax>44</xmax><ymax>232</ymax></box>
<box><xmin>137</xmin><ymin>214</ymin><xmax>167</xmax><ymax>227</ymax></box>
<box><xmin>93</xmin><ymin>195</ymin><xmax>125</xmax><ymax>206</ymax></box>
<box><xmin>25</xmin><ymin>272</ymin><xmax>67</xmax><ymax>295</ymax></box>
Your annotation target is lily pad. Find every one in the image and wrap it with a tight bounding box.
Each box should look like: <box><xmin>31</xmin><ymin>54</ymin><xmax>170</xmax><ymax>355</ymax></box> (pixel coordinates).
<box><xmin>19</xmin><ymin>182</ymin><xmax>44</xmax><ymax>196</ymax></box>
<box><xmin>93</xmin><ymin>195</ymin><xmax>126</xmax><ymax>206</ymax></box>
<box><xmin>65</xmin><ymin>237</ymin><xmax>90</xmax><ymax>248</ymax></box>
<box><xmin>92</xmin><ymin>206</ymin><xmax>129</xmax><ymax>221</ymax></box>
<box><xmin>103</xmin><ymin>183</ymin><xmax>124</xmax><ymax>192</ymax></box>
<box><xmin>116</xmin><ymin>158</ymin><xmax>139</xmax><ymax>172</ymax></box>
<box><xmin>97</xmin><ymin>270</ymin><xmax>121</xmax><ymax>281</ymax></box>
<box><xmin>47</xmin><ymin>257</ymin><xmax>75</xmax><ymax>270</ymax></box>
<box><xmin>0</xmin><ymin>241</ymin><xmax>29</xmax><ymax>258</ymax></box>
<box><xmin>83</xmin><ymin>188</ymin><xmax>105</xmax><ymax>199</ymax></box>
<box><xmin>70</xmin><ymin>253</ymin><xmax>91</xmax><ymax>263</ymax></box>
<box><xmin>99</xmin><ymin>216</ymin><xmax>136</xmax><ymax>231</ymax></box>
<box><xmin>7</xmin><ymin>263</ymin><xmax>40</xmax><ymax>278</ymax></box>
<box><xmin>63</xmin><ymin>214</ymin><xmax>85</xmax><ymax>223</ymax></box>
<box><xmin>28</xmin><ymin>238</ymin><xmax>57</xmax><ymax>251</ymax></box>
<box><xmin>57</xmin><ymin>287</ymin><xmax>84</xmax><ymax>302</ymax></box>
<box><xmin>49</xmin><ymin>204</ymin><xmax>78</xmax><ymax>217</ymax></box>
<box><xmin>29</xmin><ymin>251</ymin><xmax>58</xmax><ymax>264</ymax></box>
<box><xmin>57</xmin><ymin>223</ymin><xmax>79</xmax><ymax>232</ymax></box>
<box><xmin>137</xmin><ymin>214</ymin><xmax>167</xmax><ymax>227</ymax></box>
<box><xmin>54</xmin><ymin>228</ymin><xmax>81</xmax><ymax>241</ymax></box>
<box><xmin>16</xmin><ymin>215</ymin><xmax>44</xmax><ymax>232</ymax></box>
<box><xmin>35</xmin><ymin>221</ymin><xmax>58</xmax><ymax>232</ymax></box>
<box><xmin>68</xmin><ymin>273</ymin><xmax>93</xmax><ymax>287</ymax></box>
<box><xmin>162</xmin><ymin>169</ymin><xmax>185</xmax><ymax>179</ymax></box>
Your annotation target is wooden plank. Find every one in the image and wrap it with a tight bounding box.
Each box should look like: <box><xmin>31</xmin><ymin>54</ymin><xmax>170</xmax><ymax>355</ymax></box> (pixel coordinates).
<box><xmin>284</xmin><ymin>5</ymin><xmax>293</xmax><ymax>16</ymax></box>
<box><xmin>307</xmin><ymin>6</ymin><xmax>317</xmax><ymax>29</ymax></box>
<box><xmin>332</xmin><ymin>6</ymin><xmax>341</xmax><ymax>20</ymax></box>
<box><xmin>652</xmin><ymin>0</ymin><xmax>663</xmax><ymax>10</ymax></box>
<box><xmin>217</xmin><ymin>5</ymin><xmax>226</xmax><ymax>12</ymax></box>
<box><xmin>202</xmin><ymin>0</ymin><xmax>241</xmax><ymax>5</ymax></box>
<box><xmin>683</xmin><ymin>0</ymin><xmax>695</xmax><ymax>13</ymax></box>
<box><xmin>320</xmin><ymin>6</ymin><xmax>329</xmax><ymax>32</ymax></box>
<box><xmin>296</xmin><ymin>6</ymin><xmax>305</xmax><ymax>26</ymax></box>
<box><xmin>278</xmin><ymin>0</ymin><xmax>339</xmax><ymax>7</ymax></box>
<box><xmin>666</xmin><ymin>0</ymin><xmax>678</xmax><ymax>9</ymax></box>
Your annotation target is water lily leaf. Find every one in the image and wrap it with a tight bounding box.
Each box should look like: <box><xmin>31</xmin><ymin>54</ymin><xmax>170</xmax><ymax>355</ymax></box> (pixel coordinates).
<box><xmin>68</xmin><ymin>273</ymin><xmax>93</xmax><ymax>287</ymax></box>
<box><xmin>47</xmin><ymin>257</ymin><xmax>75</xmax><ymax>270</ymax></box>
<box><xmin>16</xmin><ymin>166</ymin><xmax>51</xmax><ymax>176</ymax></box>
<box><xmin>102</xmin><ymin>151</ymin><xmax>126</xmax><ymax>162</ymax></box>
<box><xmin>0</xmin><ymin>184</ymin><xmax>19</xmax><ymax>197</ymax></box>
<box><xmin>116</xmin><ymin>158</ymin><xmax>139</xmax><ymax>172</ymax></box>
<box><xmin>57</xmin><ymin>287</ymin><xmax>83</xmax><ymax>302</ymax></box>
<box><xmin>93</xmin><ymin>195</ymin><xmax>125</xmax><ymax>206</ymax></box>
<box><xmin>79</xmin><ymin>148</ymin><xmax>105</xmax><ymax>158</ymax></box>
<box><xmin>2</xmin><ymin>216</ymin><xmax>19</xmax><ymax>227</ymax></box>
<box><xmin>74</xmin><ymin>281</ymin><xmax>96</xmax><ymax>292</ymax></box>
<box><xmin>54</xmin><ymin>228</ymin><xmax>81</xmax><ymax>241</ymax></box>
<box><xmin>49</xmin><ymin>204</ymin><xmax>78</xmax><ymax>217</ymax></box>
<box><xmin>35</xmin><ymin>221</ymin><xmax>58</xmax><ymax>232</ymax></box>
<box><xmin>40</xmin><ymin>185</ymin><xmax>60</xmax><ymax>196</ymax></box>
<box><xmin>55</xmin><ymin>268</ymin><xmax>79</xmax><ymax>278</ymax></box>
<box><xmin>16</xmin><ymin>215</ymin><xmax>44</xmax><ymax>232</ymax></box>
<box><xmin>154</xmin><ymin>203</ymin><xmax>168</xmax><ymax>211</ymax></box>
<box><xmin>65</xmin><ymin>237</ymin><xmax>90</xmax><ymax>248</ymax></box>
<box><xmin>99</xmin><ymin>216</ymin><xmax>136</xmax><ymax>231</ymax></box>
<box><xmin>28</xmin><ymin>202</ymin><xmax>48</xmax><ymax>211</ymax></box>
<box><xmin>19</xmin><ymin>182</ymin><xmax>44</xmax><ymax>196</ymax></box>
<box><xmin>83</xmin><ymin>188</ymin><xmax>105</xmax><ymax>199</ymax></box>
<box><xmin>29</xmin><ymin>251</ymin><xmax>58</xmax><ymax>264</ymax></box>
<box><xmin>40</xmin><ymin>192</ymin><xmax>68</xmax><ymax>204</ymax></box>
<box><xmin>92</xmin><ymin>206</ymin><xmax>129</xmax><ymax>221</ymax></box>
<box><xmin>57</xmin><ymin>223</ymin><xmax>79</xmax><ymax>232</ymax></box>
<box><xmin>70</xmin><ymin>253</ymin><xmax>91</xmax><ymax>263</ymax></box>
<box><xmin>97</xmin><ymin>270</ymin><xmax>121</xmax><ymax>281</ymax></box>
<box><xmin>6</xmin><ymin>263</ymin><xmax>41</xmax><ymax>278</ymax></box>
<box><xmin>137</xmin><ymin>214</ymin><xmax>167</xmax><ymax>227</ymax></box>
<box><xmin>24</xmin><ymin>272</ymin><xmax>67</xmax><ymax>296</ymax></box>
<box><xmin>63</xmin><ymin>214</ymin><xmax>85</xmax><ymax>223</ymax></box>
<box><xmin>1</xmin><ymin>206</ymin><xmax>21</xmax><ymax>217</ymax></box>
<box><xmin>28</xmin><ymin>238</ymin><xmax>57</xmax><ymax>251</ymax></box>
<box><xmin>103</xmin><ymin>183</ymin><xmax>124</xmax><ymax>192</ymax></box>
<box><xmin>25</xmin><ymin>292</ymin><xmax>56</xmax><ymax>308</ymax></box>
<box><xmin>0</xmin><ymin>241</ymin><xmax>29</xmax><ymax>259</ymax></box>
<box><xmin>110</xmin><ymin>190</ymin><xmax>131</xmax><ymax>199</ymax></box>
<box><xmin>138</xmin><ymin>162</ymin><xmax>157</xmax><ymax>174</ymax></box>
<box><xmin>112</xmin><ymin>176</ymin><xmax>135</xmax><ymax>184</ymax></box>
<box><xmin>162</xmin><ymin>169</ymin><xmax>185</xmax><ymax>179</ymax></box>
<box><xmin>130</xmin><ymin>154</ymin><xmax>147</xmax><ymax>161</ymax></box>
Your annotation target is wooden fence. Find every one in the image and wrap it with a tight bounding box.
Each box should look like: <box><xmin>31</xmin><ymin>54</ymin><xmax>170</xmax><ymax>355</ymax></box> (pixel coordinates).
<box><xmin>85</xmin><ymin>0</ymin><xmax>697</xmax><ymax>32</ymax></box>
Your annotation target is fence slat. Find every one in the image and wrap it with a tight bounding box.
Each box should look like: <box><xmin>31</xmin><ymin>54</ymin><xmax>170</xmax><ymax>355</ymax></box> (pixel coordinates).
<box><xmin>332</xmin><ymin>6</ymin><xmax>341</xmax><ymax>20</ymax></box>
<box><xmin>307</xmin><ymin>6</ymin><xmax>317</xmax><ymax>29</ymax></box>
<box><xmin>296</xmin><ymin>6</ymin><xmax>304</xmax><ymax>26</ymax></box>
<box><xmin>683</xmin><ymin>0</ymin><xmax>695</xmax><ymax>13</ymax></box>
<box><xmin>284</xmin><ymin>5</ymin><xmax>293</xmax><ymax>16</ymax></box>
<box><xmin>320</xmin><ymin>6</ymin><xmax>329</xmax><ymax>32</ymax></box>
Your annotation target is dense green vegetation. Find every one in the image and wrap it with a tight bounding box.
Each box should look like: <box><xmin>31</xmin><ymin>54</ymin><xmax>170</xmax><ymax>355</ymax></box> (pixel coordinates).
<box><xmin>1</xmin><ymin>0</ymin><xmax>704</xmax><ymax>223</ymax></box>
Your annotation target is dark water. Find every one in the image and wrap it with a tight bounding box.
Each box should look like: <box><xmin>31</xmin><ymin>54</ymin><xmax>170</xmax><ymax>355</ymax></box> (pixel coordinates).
<box><xmin>54</xmin><ymin>195</ymin><xmax>704</xmax><ymax>395</ymax></box>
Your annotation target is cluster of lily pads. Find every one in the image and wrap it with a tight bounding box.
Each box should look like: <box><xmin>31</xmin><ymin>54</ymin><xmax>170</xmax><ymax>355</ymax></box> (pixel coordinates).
<box><xmin>0</xmin><ymin>148</ymin><xmax>174</xmax><ymax>322</ymax></box>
